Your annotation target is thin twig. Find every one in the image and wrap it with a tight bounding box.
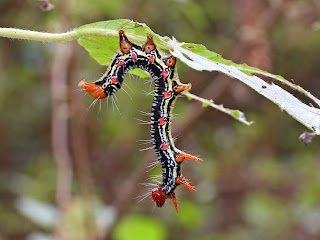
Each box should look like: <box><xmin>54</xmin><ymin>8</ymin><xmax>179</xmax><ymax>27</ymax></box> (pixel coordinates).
<box><xmin>50</xmin><ymin>42</ymin><xmax>74</xmax><ymax>208</ymax></box>
<box><xmin>183</xmin><ymin>92</ymin><xmax>253</xmax><ymax>125</ymax></box>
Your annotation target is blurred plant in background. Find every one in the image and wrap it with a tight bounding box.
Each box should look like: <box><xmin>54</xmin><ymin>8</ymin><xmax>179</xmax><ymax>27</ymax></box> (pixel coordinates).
<box><xmin>0</xmin><ymin>0</ymin><xmax>320</xmax><ymax>240</ymax></box>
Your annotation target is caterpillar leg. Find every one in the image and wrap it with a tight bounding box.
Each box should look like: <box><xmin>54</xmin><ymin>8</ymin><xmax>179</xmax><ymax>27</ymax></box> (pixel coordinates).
<box><xmin>78</xmin><ymin>79</ymin><xmax>107</xmax><ymax>99</ymax></box>
<box><xmin>170</xmin><ymin>193</ymin><xmax>178</xmax><ymax>212</ymax></box>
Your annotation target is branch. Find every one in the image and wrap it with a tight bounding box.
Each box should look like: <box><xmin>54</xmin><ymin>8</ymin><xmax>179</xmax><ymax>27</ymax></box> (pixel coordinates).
<box><xmin>183</xmin><ymin>92</ymin><xmax>253</xmax><ymax>126</ymax></box>
<box><xmin>0</xmin><ymin>27</ymin><xmax>165</xmax><ymax>47</ymax></box>
<box><xmin>0</xmin><ymin>28</ymin><xmax>78</xmax><ymax>42</ymax></box>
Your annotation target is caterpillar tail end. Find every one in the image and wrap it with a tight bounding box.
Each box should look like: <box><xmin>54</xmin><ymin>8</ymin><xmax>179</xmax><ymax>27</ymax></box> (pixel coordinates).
<box><xmin>78</xmin><ymin>79</ymin><xmax>107</xmax><ymax>99</ymax></box>
<box><xmin>175</xmin><ymin>152</ymin><xmax>202</xmax><ymax>163</ymax></box>
<box><xmin>151</xmin><ymin>185</ymin><xmax>178</xmax><ymax>212</ymax></box>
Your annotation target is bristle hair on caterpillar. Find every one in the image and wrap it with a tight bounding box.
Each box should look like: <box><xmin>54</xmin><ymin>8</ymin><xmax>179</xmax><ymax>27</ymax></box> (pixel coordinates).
<box><xmin>79</xmin><ymin>29</ymin><xmax>202</xmax><ymax>212</ymax></box>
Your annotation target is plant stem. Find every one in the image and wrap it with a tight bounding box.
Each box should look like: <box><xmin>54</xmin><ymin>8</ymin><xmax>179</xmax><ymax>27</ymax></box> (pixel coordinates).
<box><xmin>182</xmin><ymin>92</ymin><xmax>253</xmax><ymax>126</ymax></box>
<box><xmin>0</xmin><ymin>28</ymin><xmax>79</xmax><ymax>42</ymax></box>
<box><xmin>0</xmin><ymin>27</ymin><xmax>169</xmax><ymax>48</ymax></box>
<box><xmin>0</xmin><ymin>27</ymin><xmax>122</xmax><ymax>42</ymax></box>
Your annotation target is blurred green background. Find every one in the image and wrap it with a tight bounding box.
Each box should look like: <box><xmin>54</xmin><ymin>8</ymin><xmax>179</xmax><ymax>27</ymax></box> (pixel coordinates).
<box><xmin>1</xmin><ymin>0</ymin><xmax>320</xmax><ymax>240</ymax></box>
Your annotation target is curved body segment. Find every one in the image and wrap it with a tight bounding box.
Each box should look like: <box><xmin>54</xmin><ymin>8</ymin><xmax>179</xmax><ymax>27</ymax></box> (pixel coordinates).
<box><xmin>79</xmin><ymin>30</ymin><xmax>201</xmax><ymax>211</ymax></box>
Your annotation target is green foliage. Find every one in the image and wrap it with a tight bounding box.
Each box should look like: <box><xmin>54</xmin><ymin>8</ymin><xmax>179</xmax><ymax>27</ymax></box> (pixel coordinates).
<box><xmin>112</xmin><ymin>215</ymin><xmax>167</xmax><ymax>240</ymax></box>
<box><xmin>175</xmin><ymin>201</ymin><xmax>203</xmax><ymax>229</ymax></box>
<box><xmin>23</xmin><ymin>155</ymin><xmax>57</xmax><ymax>202</ymax></box>
<box><xmin>242</xmin><ymin>192</ymin><xmax>292</xmax><ymax>230</ymax></box>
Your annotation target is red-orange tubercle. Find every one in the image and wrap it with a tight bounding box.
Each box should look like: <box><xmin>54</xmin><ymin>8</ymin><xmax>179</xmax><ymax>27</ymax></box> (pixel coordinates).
<box><xmin>175</xmin><ymin>152</ymin><xmax>202</xmax><ymax>163</ymax></box>
<box><xmin>78</xmin><ymin>79</ymin><xmax>107</xmax><ymax>99</ymax></box>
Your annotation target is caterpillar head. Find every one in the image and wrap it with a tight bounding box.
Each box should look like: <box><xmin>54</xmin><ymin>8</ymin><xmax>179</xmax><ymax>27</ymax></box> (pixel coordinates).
<box><xmin>151</xmin><ymin>185</ymin><xmax>178</xmax><ymax>212</ymax></box>
<box><xmin>151</xmin><ymin>185</ymin><xmax>166</xmax><ymax>208</ymax></box>
<box><xmin>78</xmin><ymin>79</ymin><xmax>107</xmax><ymax>99</ymax></box>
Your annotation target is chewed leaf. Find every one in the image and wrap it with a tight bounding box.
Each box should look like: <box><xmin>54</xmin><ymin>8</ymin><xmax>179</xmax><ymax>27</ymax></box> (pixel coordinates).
<box><xmin>169</xmin><ymin>39</ymin><xmax>320</xmax><ymax>134</ymax></box>
<box><xmin>180</xmin><ymin>43</ymin><xmax>320</xmax><ymax>107</ymax></box>
<box><xmin>75</xmin><ymin>19</ymin><xmax>320</xmax><ymax>131</ymax></box>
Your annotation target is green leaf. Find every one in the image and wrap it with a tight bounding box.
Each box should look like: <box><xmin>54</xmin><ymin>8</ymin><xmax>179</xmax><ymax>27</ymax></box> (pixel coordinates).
<box><xmin>77</xmin><ymin>19</ymin><xmax>168</xmax><ymax>78</ymax></box>
<box><xmin>182</xmin><ymin>42</ymin><xmax>320</xmax><ymax>108</ymax></box>
<box><xmin>171</xmin><ymin>40</ymin><xmax>320</xmax><ymax>133</ymax></box>
<box><xmin>230</xmin><ymin>110</ymin><xmax>240</xmax><ymax>118</ymax></box>
<box><xmin>128</xmin><ymin>69</ymin><xmax>150</xmax><ymax>79</ymax></box>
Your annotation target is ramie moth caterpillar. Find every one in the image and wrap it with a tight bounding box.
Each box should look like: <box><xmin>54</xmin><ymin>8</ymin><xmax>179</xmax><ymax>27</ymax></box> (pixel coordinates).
<box><xmin>79</xmin><ymin>30</ymin><xmax>202</xmax><ymax>211</ymax></box>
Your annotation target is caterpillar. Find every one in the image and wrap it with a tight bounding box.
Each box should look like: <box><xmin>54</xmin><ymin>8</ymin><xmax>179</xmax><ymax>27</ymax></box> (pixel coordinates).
<box><xmin>79</xmin><ymin>30</ymin><xmax>202</xmax><ymax>211</ymax></box>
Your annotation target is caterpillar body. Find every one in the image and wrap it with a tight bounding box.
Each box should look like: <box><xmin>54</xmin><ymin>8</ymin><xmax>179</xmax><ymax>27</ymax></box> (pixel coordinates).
<box><xmin>79</xmin><ymin>30</ymin><xmax>202</xmax><ymax>211</ymax></box>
